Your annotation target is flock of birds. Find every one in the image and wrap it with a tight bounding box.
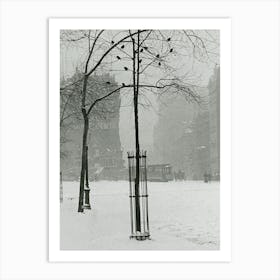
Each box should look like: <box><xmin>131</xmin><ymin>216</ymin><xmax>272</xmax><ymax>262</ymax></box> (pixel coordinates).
<box><xmin>105</xmin><ymin>37</ymin><xmax>174</xmax><ymax>87</ymax></box>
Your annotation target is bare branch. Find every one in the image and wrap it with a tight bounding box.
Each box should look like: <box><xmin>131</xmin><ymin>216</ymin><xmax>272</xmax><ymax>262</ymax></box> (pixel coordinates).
<box><xmin>85</xmin><ymin>29</ymin><xmax>104</xmax><ymax>74</ymax></box>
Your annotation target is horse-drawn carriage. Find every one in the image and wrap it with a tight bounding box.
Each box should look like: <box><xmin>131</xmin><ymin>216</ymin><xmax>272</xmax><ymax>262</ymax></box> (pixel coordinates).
<box><xmin>147</xmin><ymin>164</ymin><xmax>173</xmax><ymax>182</ymax></box>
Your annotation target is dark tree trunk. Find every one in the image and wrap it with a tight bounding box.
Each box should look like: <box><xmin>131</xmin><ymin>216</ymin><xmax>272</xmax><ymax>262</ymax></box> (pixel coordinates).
<box><xmin>131</xmin><ymin>31</ymin><xmax>141</xmax><ymax>232</ymax></box>
<box><xmin>78</xmin><ymin>110</ymin><xmax>89</xmax><ymax>212</ymax></box>
<box><xmin>78</xmin><ymin>75</ymin><xmax>89</xmax><ymax>212</ymax></box>
<box><xmin>134</xmin><ymin>87</ymin><xmax>141</xmax><ymax>232</ymax></box>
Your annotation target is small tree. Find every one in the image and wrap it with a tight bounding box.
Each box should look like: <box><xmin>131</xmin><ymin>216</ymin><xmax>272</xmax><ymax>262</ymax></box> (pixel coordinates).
<box><xmin>125</xmin><ymin>29</ymin><xmax>216</xmax><ymax>231</ymax></box>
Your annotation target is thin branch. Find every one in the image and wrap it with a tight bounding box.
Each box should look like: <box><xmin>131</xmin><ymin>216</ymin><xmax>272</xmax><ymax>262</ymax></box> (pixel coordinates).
<box><xmin>60</xmin><ymin>77</ymin><xmax>83</xmax><ymax>91</ymax></box>
<box><xmin>85</xmin><ymin>29</ymin><xmax>104</xmax><ymax>74</ymax></box>
<box><xmin>87</xmin><ymin>86</ymin><xmax>122</xmax><ymax>116</ymax></box>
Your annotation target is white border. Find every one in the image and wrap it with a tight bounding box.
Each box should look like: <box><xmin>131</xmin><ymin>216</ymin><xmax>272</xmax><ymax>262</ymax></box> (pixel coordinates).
<box><xmin>49</xmin><ymin>18</ymin><xmax>231</xmax><ymax>262</ymax></box>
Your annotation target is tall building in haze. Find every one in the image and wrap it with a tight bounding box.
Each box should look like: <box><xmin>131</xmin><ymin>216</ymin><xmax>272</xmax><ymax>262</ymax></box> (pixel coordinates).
<box><xmin>208</xmin><ymin>66</ymin><xmax>220</xmax><ymax>180</ymax></box>
<box><xmin>60</xmin><ymin>71</ymin><xmax>124</xmax><ymax>180</ymax></box>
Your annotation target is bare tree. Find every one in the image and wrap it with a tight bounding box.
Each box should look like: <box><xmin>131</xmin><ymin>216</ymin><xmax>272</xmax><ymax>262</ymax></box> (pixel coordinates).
<box><xmin>124</xmin><ymin>29</ymin><xmax>217</xmax><ymax>232</ymax></box>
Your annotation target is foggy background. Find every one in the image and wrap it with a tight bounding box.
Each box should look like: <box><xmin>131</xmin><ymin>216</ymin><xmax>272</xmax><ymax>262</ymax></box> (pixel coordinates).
<box><xmin>60</xmin><ymin>30</ymin><xmax>219</xmax><ymax>173</ymax></box>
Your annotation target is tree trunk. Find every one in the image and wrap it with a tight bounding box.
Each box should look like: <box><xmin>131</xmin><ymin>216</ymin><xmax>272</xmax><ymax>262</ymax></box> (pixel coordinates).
<box><xmin>131</xmin><ymin>31</ymin><xmax>141</xmax><ymax>232</ymax></box>
<box><xmin>134</xmin><ymin>91</ymin><xmax>141</xmax><ymax>232</ymax></box>
<box><xmin>78</xmin><ymin>111</ymin><xmax>89</xmax><ymax>212</ymax></box>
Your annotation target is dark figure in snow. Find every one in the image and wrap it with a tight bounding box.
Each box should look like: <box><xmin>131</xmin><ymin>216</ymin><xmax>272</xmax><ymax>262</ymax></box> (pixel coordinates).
<box><xmin>204</xmin><ymin>172</ymin><xmax>208</xmax><ymax>183</ymax></box>
<box><xmin>181</xmin><ymin>171</ymin><xmax>185</xmax><ymax>181</ymax></box>
<box><xmin>174</xmin><ymin>171</ymin><xmax>178</xmax><ymax>181</ymax></box>
<box><xmin>204</xmin><ymin>172</ymin><xmax>212</xmax><ymax>183</ymax></box>
<box><xmin>176</xmin><ymin>170</ymin><xmax>185</xmax><ymax>181</ymax></box>
<box><xmin>176</xmin><ymin>171</ymin><xmax>181</xmax><ymax>181</ymax></box>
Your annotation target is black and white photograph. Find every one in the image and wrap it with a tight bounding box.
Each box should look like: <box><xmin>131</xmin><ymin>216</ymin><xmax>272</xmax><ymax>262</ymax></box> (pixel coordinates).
<box><xmin>1</xmin><ymin>0</ymin><xmax>280</xmax><ymax>279</ymax></box>
<box><xmin>58</xmin><ymin>25</ymin><xmax>224</xmax><ymax>251</ymax></box>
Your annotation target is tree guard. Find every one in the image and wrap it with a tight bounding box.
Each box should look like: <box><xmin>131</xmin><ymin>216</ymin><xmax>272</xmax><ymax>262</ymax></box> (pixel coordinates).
<box><xmin>127</xmin><ymin>151</ymin><xmax>150</xmax><ymax>240</ymax></box>
<box><xmin>83</xmin><ymin>145</ymin><xmax>91</xmax><ymax>210</ymax></box>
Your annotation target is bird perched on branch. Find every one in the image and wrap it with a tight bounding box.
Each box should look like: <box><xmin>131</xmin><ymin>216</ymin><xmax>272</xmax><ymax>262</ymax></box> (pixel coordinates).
<box><xmin>158</xmin><ymin>62</ymin><xmax>161</xmax><ymax>66</ymax></box>
<box><xmin>111</xmin><ymin>40</ymin><xmax>114</xmax><ymax>44</ymax></box>
<box><xmin>139</xmin><ymin>59</ymin><xmax>142</xmax><ymax>63</ymax></box>
<box><xmin>106</xmin><ymin>81</ymin><xmax>111</xmax><ymax>84</ymax></box>
<box><xmin>140</xmin><ymin>49</ymin><xmax>143</xmax><ymax>52</ymax></box>
<box><xmin>124</xmin><ymin>67</ymin><xmax>128</xmax><ymax>71</ymax></box>
<box><xmin>167</xmin><ymin>37</ymin><xmax>171</xmax><ymax>41</ymax></box>
<box><xmin>122</xmin><ymin>83</ymin><xmax>125</xmax><ymax>87</ymax></box>
<box><xmin>116</xmin><ymin>56</ymin><xmax>121</xmax><ymax>60</ymax></box>
<box><xmin>170</xmin><ymin>48</ymin><xmax>173</xmax><ymax>53</ymax></box>
<box><xmin>156</xmin><ymin>54</ymin><xmax>160</xmax><ymax>58</ymax></box>
<box><xmin>121</xmin><ymin>45</ymin><xmax>125</xmax><ymax>49</ymax></box>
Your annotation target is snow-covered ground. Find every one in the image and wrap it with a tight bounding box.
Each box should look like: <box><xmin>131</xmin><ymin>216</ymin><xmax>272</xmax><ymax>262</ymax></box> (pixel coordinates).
<box><xmin>60</xmin><ymin>180</ymin><xmax>219</xmax><ymax>250</ymax></box>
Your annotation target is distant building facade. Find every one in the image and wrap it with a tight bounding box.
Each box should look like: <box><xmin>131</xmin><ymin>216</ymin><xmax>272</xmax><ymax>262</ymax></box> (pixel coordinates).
<box><xmin>192</xmin><ymin>111</ymin><xmax>211</xmax><ymax>180</ymax></box>
<box><xmin>60</xmin><ymin>72</ymin><xmax>125</xmax><ymax>181</ymax></box>
<box><xmin>89</xmin><ymin>101</ymin><xmax>125</xmax><ymax>180</ymax></box>
<box><xmin>152</xmin><ymin>90</ymin><xmax>210</xmax><ymax>180</ymax></box>
<box><xmin>152</xmin><ymin>68</ymin><xmax>220</xmax><ymax>181</ymax></box>
<box><xmin>152</xmin><ymin>94</ymin><xmax>198</xmax><ymax>175</ymax></box>
<box><xmin>208</xmin><ymin>66</ymin><xmax>220</xmax><ymax>180</ymax></box>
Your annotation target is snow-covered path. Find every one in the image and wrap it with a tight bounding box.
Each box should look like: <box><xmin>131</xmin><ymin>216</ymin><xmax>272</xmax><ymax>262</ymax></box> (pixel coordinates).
<box><xmin>60</xmin><ymin>181</ymin><xmax>219</xmax><ymax>250</ymax></box>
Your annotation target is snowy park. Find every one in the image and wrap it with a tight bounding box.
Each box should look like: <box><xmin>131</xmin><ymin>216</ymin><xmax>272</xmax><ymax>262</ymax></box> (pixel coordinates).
<box><xmin>59</xmin><ymin>29</ymin><xmax>220</xmax><ymax>251</ymax></box>
<box><xmin>60</xmin><ymin>180</ymin><xmax>219</xmax><ymax>250</ymax></box>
